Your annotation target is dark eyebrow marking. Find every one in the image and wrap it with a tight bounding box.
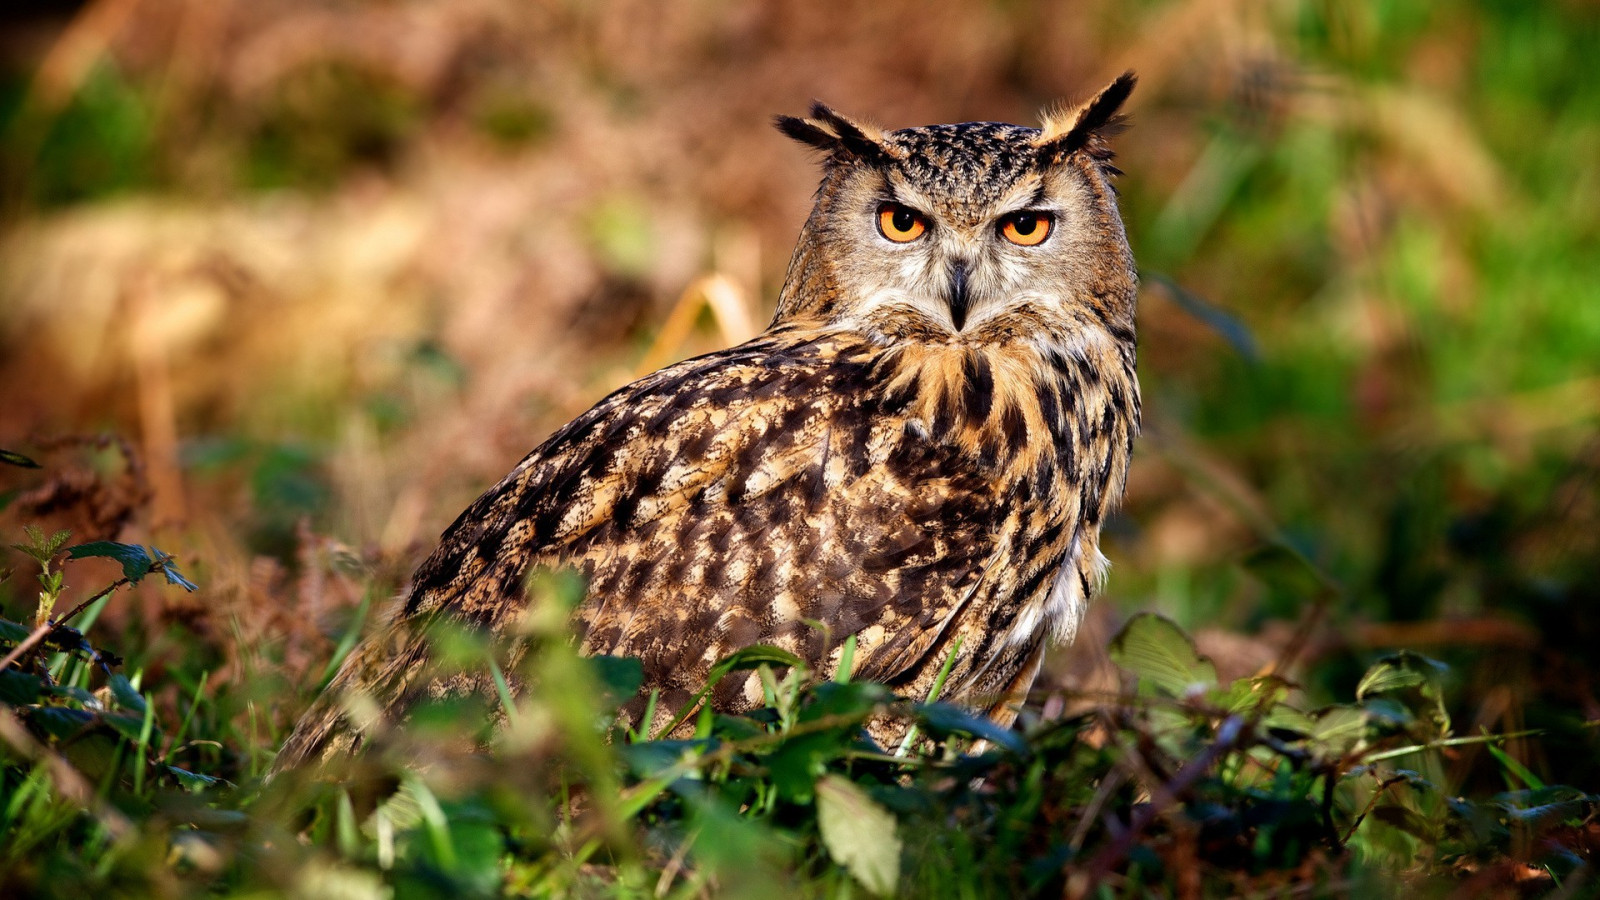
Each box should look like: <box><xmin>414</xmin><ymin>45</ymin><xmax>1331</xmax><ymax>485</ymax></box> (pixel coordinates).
<box><xmin>1026</xmin><ymin>181</ymin><xmax>1049</xmax><ymax>208</ymax></box>
<box><xmin>874</xmin><ymin>174</ymin><xmax>915</xmax><ymax>209</ymax></box>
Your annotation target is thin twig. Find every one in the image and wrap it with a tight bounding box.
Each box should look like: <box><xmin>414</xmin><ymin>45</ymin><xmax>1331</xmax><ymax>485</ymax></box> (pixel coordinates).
<box><xmin>53</xmin><ymin>575</ymin><xmax>131</xmax><ymax>628</ymax></box>
<box><xmin>0</xmin><ymin>621</ymin><xmax>52</xmax><ymax>673</ymax></box>
<box><xmin>1075</xmin><ymin>715</ymin><xmax>1250</xmax><ymax>892</ymax></box>
<box><xmin>1340</xmin><ymin>773</ymin><xmax>1411</xmax><ymax>845</ymax></box>
<box><xmin>0</xmin><ymin>576</ymin><xmax>130</xmax><ymax>672</ymax></box>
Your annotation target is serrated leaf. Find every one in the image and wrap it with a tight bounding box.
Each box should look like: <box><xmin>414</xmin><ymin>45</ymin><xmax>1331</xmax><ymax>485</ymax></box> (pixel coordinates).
<box><xmin>816</xmin><ymin>774</ymin><xmax>901</xmax><ymax>896</ymax></box>
<box><xmin>0</xmin><ymin>448</ymin><xmax>41</xmax><ymax>468</ymax></box>
<box><xmin>66</xmin><ymin>541</ymin><xmax>154</xmax><ymax>582</ymax></box>
<box><xmin>1108</xmin><ymin>613</ymin><xmax>1218</xmax><ymax>697</ymax></box>
<box><xmin>157</xmin><ymin>559</ymin><xmax>199</xmax><ymax>592</ymax></box>
<box><xmin>1356</xmin><ymin>652</ymin><xmax>1450</xmax><ymax>735</ymax></box>
<box><xmin>1356</xmin><ymin>652</ymin><xmax>1448</xmax><ymax>699</ymax></box>
<box><xmin>12</xmin><ymin>527</ymin><xmax>72</xmax><ymax>563</ymax></box>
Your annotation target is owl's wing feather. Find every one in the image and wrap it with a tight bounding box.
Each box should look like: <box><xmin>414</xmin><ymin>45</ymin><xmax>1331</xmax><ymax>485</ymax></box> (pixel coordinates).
<box><xmin>442</xmin><ymin>329</ymin><xmax>1010</xmax><ymax>681</ymax></box>
<box><xmin>279</xmin><ymin>330</ymin><xmax>1026</xmax><ymax>764</ymax></box>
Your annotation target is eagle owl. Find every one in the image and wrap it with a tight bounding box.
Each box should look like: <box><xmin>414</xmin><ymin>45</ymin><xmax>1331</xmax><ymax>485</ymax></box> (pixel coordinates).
<box><xmin>277</xmin><ymin>73</ymin><xmax>1140</xmax><ymax>768</ymax></box>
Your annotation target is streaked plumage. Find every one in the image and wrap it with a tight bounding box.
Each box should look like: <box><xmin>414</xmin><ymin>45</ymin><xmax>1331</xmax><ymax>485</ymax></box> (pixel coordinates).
<box><xmin>277</xmin><ymin>73</ymin><xmax>1141</xmax><ymax>768</ymax></box>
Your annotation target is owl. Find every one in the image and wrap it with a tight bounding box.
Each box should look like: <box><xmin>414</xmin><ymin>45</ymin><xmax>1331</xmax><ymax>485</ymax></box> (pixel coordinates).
<box><xmin>276</xmin><ymin>72</ymin><xmax>1140</xmax><ymax>769</ymax></box>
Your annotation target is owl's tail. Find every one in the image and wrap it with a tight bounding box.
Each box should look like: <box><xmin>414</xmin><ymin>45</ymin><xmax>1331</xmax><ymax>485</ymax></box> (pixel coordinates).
<box><xmin>269</xmin><ymin>621</ymin><xmax>432</xmax><ymax>775</ymax></box>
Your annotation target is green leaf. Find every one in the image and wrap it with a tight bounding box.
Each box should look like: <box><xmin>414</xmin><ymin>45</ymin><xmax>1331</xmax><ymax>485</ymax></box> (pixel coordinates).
<box><xmin>1356</xmin><ymin>651</ymin><xmax>1450</xmax><ymax>735</ymax></box>
<box><xmin>766</xmin><ymin>732</ymin><xmax>840</xmax><ymax>804</ymax></box>
<box><xmin>43</xmin><ymin>684</ymin><xmax>95</xmax><ymax>704</ymax></box>
<box><xmin>816</xmin><ymin>774</ymin><xmax>901</xmax><ymax>896</ymax></box>
<box><xmin>712</xmin><ymin>644</ymin><xmax>806</xmax><ymax>675</ymax></box>
<box><xmin>156</xmin><ymin>556</ymin><xmax>199</xmax><ymax>592</ymax></box>
<box><xmin>0</xmin><ymin>670</ymin><xmax>43</xmax><ymax>706</ymax></box>
<box><xmin>0</xmin><ymin>617</ymin><xmax>31</xmax><ymax>643</ymax></box>
<box><xmin>0</xmin><ymin>448</ymin><xmax>41</xmax><ymax>468</ymax></box>
<box><xmin>1446</xmin><ymin>796</ymin><xmax>1509</xmax><ymax>849</ymax></box>
<box><xmin>799</xmin><ymin>680</ymin><xmax>891</xmax><ymax>724</ymax></box>
<box><xmin>620</xmin><ymin>739</ymin><xmax>714</xmax><ymax>776</ymax></box>
<box><xmin>709</xmin><ymin>714</ymin><xmax>765</xmax><ymax>741</ymax></box>
<box><xmin>25</xmin><ymin>706</ymin><xmax>95</xmax><ymax>740</ymax></box>
<box><xmin>167</xmin><ymin>766</ymin><xmax>224</xmax><ymax>792</ymax></box>
<box><xmin>1485</xmin><ymin>741</ymin><xmax>1545</xmax><ymax>791</ymax></box>
<box><xmin>103</xmin><ymin>711</ymin><xmax>150</xmax><ymax>742</ymax></box>
<box><xmin>66</xmin><ymin>541</ymin><xmax>155</xmax><ymax>582</ymax></box>
<box><xmin>913</xmin><ymin>702</ymin><xmax>1026</xmax><ymax>755</ymax></box>
<box><xmin>834</xmin><ymin>633</ymin><xmax>856</xmax><ymax>683</ymax></box>
<box><xmin>587</xmin><ymin>655</ymin><xmax>644</xmax><ymax>702</ymax></box>
<box><xmin>1371</xmin><ymin>804</ymin><xmax>1438</xmax><ymax>840</ymax></box>
<box><xmin>1108</xmin><ymin>613</ymin><xmax>1218</xmax><ymax>697</ymax></box>
<box><xmin>1212</xmin><ymin>674</ymin><xmax>1292</xmax><ymax>716</ymax></box>
<box><xmin>108</xmin><ymin>674</ymin><xmax>148</xmax><ymax>715</ymax></box>
<box><xmin>1493</xmin><ymin>786</ymin><xmax>1596</xmax><ymax>830</ymax></box>
<box><xmin>1356</xmin><ymin>652</ymin><xmax>1448</xmax><ymax>699</ymax></box>
<box><xmin>1308</xmin><ymin>705</ymin><xmax>1368</xmax><ymax>758</ymax></box>
<box><xmin>12</xmin><ymin>526</ymin><xmax>72</xmax><ymax>563</ymax></box>
<box><xmin>1504</xmin><ymin>798</ymin><xmax>1589</xmax><ymax>829</ymax></box>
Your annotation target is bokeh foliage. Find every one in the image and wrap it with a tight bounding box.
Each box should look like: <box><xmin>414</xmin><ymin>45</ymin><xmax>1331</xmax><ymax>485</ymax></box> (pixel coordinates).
<box><xmin>2</xmin><ymin>0</ymin><xmax>1598</xmax><ymax>895</ymax></box>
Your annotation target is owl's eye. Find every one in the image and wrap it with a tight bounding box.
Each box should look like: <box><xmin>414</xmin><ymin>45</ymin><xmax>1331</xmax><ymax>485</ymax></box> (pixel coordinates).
<box><xmin>999</xmin><ymin>211</ymin><xmax>1053</xmax><ymax>246</ymax></box>
<box><xmin>876</xmin><ymin>203</ymin><xmax>928</xmax><ymax>243</ymax></box>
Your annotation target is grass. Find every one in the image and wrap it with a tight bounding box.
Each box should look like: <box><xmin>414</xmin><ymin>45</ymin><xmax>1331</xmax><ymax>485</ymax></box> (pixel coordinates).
<box><xmin>2</xmin><ymin>533</ymin><xmax>1595</xmax><ymax>897</ymax></box>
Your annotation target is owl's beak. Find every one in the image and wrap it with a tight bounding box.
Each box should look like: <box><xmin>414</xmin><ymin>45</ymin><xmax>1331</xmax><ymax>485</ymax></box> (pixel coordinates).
<box><xmin>948</xmin><ymin>261</ymin><xmax>970</xmax><ymax>331</ymax></box>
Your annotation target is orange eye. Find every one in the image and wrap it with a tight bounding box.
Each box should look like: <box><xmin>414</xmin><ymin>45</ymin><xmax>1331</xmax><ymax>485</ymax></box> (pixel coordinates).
<box><xmin>999</xmin><ymin>211</ymin><xmax>1053</xmax><ymax>246</ymax></box>
<box><xmin>877</xmin><ymin>203</ymin><xmax>927</xmax><ymax>243</ymax></box>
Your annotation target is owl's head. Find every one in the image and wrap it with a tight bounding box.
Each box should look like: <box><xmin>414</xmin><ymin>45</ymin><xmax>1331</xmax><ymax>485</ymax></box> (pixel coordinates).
<box><xmin>773</xmin><ymin>73</ymin><xmax>1136</xmax><ymax>345</ymax></box>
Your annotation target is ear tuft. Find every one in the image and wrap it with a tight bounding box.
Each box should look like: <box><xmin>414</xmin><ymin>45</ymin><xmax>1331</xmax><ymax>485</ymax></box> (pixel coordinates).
<box><xmin>1034</xmin><ymin>71</ymin><xmax>1137</xmax><ymax>164</ymax></box>
<box><xmin>774</xmin><ymin>102</ymin><xmax>896</xmax><ymax>163</ymax></box>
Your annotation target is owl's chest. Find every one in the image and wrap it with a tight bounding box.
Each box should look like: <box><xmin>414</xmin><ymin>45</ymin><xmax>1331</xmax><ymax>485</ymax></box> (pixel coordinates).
<box><xmin>875</xmin><ymin>341</ymin><xmax>1101</xmax><ymax>499</ymax></box>
<box><xmin>864</xmin><ymin>337</ymin><xmax>1131</xmax><ymax>616</ymax></box>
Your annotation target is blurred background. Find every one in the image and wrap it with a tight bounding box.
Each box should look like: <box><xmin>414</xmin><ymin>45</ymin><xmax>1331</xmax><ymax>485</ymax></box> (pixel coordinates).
<box><xmin>1</xmin><ymin>0</ymin><xmax>1597</xmax><ymax>782</ymax></box>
